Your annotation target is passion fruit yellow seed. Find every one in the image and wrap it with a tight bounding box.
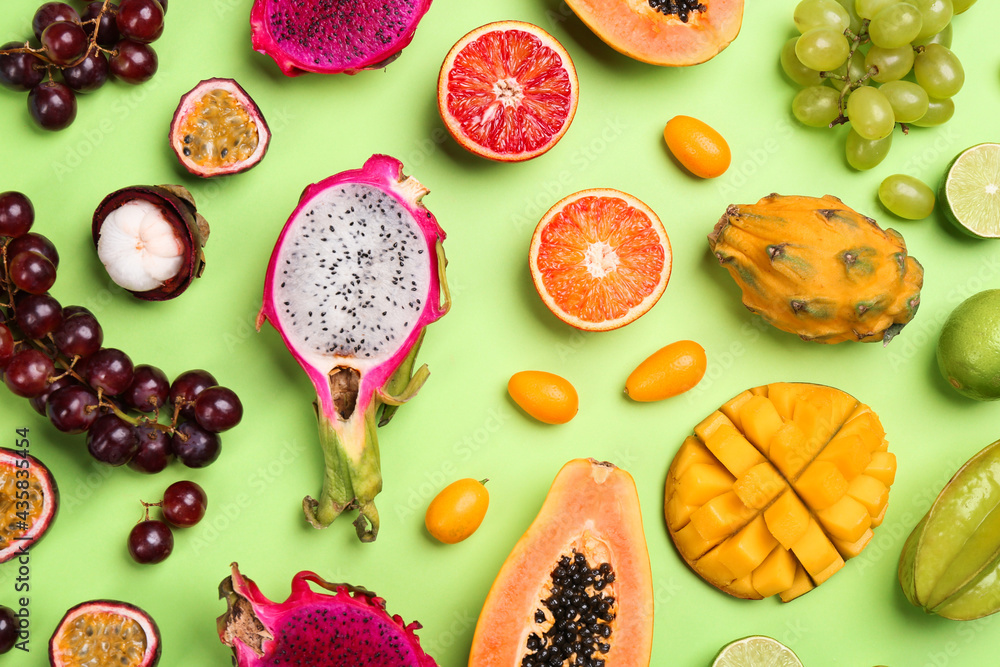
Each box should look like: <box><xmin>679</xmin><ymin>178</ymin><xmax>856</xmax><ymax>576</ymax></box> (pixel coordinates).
<box><xmin>177</xmin><ymin>89</ymin><xmax>259</xmax><ymax>168</ymax></box>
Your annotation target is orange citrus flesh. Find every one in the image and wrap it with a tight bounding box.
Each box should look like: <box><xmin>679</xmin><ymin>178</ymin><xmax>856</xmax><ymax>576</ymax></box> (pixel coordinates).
<box><xmin>444</xmin><ymin>27</ymin><xmax>575</xmax><ymax>156</ymax></box>
<box><xmin>0</xmin><ymin>467</ymin><xmax>46</xmax><ymax>550</ymax></box>
<box><xmin>52</xmin><ymin>611</ymin><xmax>148</xmax><ymax>665</ymax></box>
<box><xmin>177</xmin><ymin>88</ymin><xmax>259</xmax><ymax>170</ymax></box>
<box><xmin>535</xmin><ymin>195</ymin><xmax>666</xmax><ymax>326</ymax></box>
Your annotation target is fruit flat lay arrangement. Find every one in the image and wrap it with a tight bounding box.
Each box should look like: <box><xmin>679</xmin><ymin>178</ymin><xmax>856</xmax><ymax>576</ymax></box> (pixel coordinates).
<box><xmin>2</xmin><ymin>0</ymin><xmax>1000</xmax><ymax>664</ymax></box>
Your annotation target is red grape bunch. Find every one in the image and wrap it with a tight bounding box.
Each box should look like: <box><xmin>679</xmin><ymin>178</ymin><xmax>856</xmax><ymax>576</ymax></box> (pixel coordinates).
<box><xmin>0</xmin><ymin>0</ymin><xmax>167</xmax><ymax>131</ymax></box>
<box><xmin>0</xmin><ymin>190</ymin><xmax>243</xmax><ymax>474</ymax></box>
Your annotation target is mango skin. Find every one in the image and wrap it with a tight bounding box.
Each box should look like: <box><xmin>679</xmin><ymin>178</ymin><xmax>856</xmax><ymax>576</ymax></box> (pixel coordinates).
<box><xmin>898</xmin><ymin>438</ymin><xmax>1000</xmax><ymax>620</ymax></box>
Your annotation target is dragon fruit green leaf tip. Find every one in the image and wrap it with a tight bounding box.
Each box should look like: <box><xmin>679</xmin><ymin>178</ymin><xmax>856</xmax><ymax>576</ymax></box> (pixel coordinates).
<box><xmin>218</xmin><ymin>563</ymin><xmax>439</xmax><ymax>666</ymax></box>
<box><xmin>250</xmin><ymin>0</ymin><xmax>434</xmax><ymax>76</ymax></box>
<box><xmin>257</xmin><ymin>154</ymin><xmax>450</xmax><ymax>542</ymax></box>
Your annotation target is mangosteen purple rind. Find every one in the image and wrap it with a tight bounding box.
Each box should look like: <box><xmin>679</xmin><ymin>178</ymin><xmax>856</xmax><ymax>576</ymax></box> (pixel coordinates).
<box><xmin>92</xmin><ymin>184</ymin><xmax>208</xmax><ymax>301</ymax></box>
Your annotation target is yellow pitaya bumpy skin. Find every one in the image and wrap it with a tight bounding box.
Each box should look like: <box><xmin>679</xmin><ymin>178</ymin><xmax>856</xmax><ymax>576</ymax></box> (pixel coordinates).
<box><xmin>708</xmin><ymin>194</ymin><xmax>924</xmax><ymax>344</ymax></box>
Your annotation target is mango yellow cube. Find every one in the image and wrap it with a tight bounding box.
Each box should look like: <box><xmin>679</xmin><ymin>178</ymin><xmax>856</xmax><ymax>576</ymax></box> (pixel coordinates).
<box><xmin>864</xmin><ymin>451</ymin><xmax>897</xmax><ymax>487</ymax></box>
<box><xmin>676</xmin><ymin>463</ymin><xmax>735</xmax><ymax>507</ymax></box>
<box><xmin>739</xmin><ymin>395</ymin><xmax>784</xmax><ymax>456</ymax></box>
<box><xmin>778</xmin><ymin>563</ymin><xmax>815</xmax><ymax>603</ymax></box>
<box><xmin>764</xmin><ymin>490</ymin><xmax>810</xmax><ymax>549</ymax></box>
<box><xmin>816</xmin><ymin>495</ymin><xmax>871</xmax><ymax>543</ymax></box>
<box><xmin>671</xmin><ymin>435</ymin><xmax>718</xmax><ymax>478</ymax></box>
<box><xmin>704</xmin><ymin>425</ymin><xmax>766</xmax><ymax>478</ymax></box>
<box><xmin>716</xmin><ymin>515</ymin><xmax>778</xmax><ymax>579</ymax></box>
<box><xmin>673</xmin><ymin>521</ymin><xmax>719</xmax><ymax>561</ymax></box>
<box><xmin>694</xmin><ymin>411</ymin><xmax>735</xmax><ymax>444</ymax></box>
<box><xmin>847</xmin><ymin>474</ymin><xmax>889</xmax><ymax>518</ymax></box>
<box><xmin>794</xmin><ymin>460</ymin><xmax>848</xmax><ymax>511</ymax></box>
<box><xmin>790</xmin><ymin>518</ymin><xmax>841</xmax><ymax>579</ymax></box>
<box><xmin>817</xmin><ymin>433</ymin><xmax>871</xmax><ymax>480</ymax></box>
<box><xmin>832</xmin><ymin>528</ymin><xmax>873</xmax><ymax>559</ymax></box>
<box><xmin>768</xmin><ymin>422</ymin><xmax>810</xmax><ymax>478</ymax></box>
<box><xmin>689</xmin><ymin>491</ymin><xmax>756</xmax><ymax>542</ymax></box>
<box><xmin>694</xmin><ymin>547</ymin><xmax>736</xmax><ymax>588</ymax></box>
<box><xmin>665</xmin><ymin>494</ymin><xmax>696</xmax><ymax>532</ymax></box>
<box><xmin>732</xmin><ymin>462</ymin><xmax>787</xmax><ymax>510</ymax></box>
<box><xmin>720</xmin><ymin>390</ymin><xmax>755</xmax><ymax>431</ymax></box>
<box><xmin>752</xmin><ymin>545</ymin><xmax>797</xmax><ymax>598</ymax></box>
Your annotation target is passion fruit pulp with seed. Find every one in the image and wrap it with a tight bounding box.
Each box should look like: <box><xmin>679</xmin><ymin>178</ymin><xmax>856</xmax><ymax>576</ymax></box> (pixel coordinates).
<box><xmin>0</xmin><ymin>447</ymin><xmax>58</xmax><ymax>563</ymax></box>
<box><xmin>92</xmin><ymin>185</ymin><xmax>209</xmax><ymax>301</ymax></box>
<box><xmin>168</xmin><ymin>78</ymin><xmax>270</xmax><ymax>177</ymax></box>
<box><xmin>48</xmin><ymin>600</ymin><xmax>161</xmax><ymax>667</ymax></box>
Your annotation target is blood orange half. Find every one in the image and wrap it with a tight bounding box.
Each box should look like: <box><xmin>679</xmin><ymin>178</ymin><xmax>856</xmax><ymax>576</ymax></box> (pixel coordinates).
<box><xmin>438</xmin><ymin>21</ymin><xmax>579</xmax><ymax>162</ymax></box>
<box><xmin>530</xmin><ymin>189</ymin><xmax>672</xmax><ymax>331</ymax></box>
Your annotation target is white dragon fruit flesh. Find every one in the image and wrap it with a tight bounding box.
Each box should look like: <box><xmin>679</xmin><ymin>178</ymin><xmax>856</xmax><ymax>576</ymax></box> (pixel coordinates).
<box><xmin>257</xmin><ymin>154</ymin><xmax>449</xmax><ymax>541</ymax></box>
<box><xmin>218</xmin><ymin>563</ymin><xmax>438</xmax><ymax>666</ymax></box>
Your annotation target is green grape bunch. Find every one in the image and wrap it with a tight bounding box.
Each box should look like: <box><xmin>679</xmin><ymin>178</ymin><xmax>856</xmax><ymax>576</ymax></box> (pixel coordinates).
<box><xmin>781</xmin><ymin>0</ymin><xmax>974</xmax><ymax>170</ymax></box>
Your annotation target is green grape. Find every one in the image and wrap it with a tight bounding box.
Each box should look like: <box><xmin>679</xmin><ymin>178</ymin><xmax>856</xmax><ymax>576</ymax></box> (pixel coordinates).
<box><xmin>847</xmin><ymin>86</ymin><xmax>896</xmax><ymax>140</ymax></box>
<box><xmin>866</xmin><ymin>45</ymin><xmax>915</xmax><ymax>82</ymax></box>
<box><xmin>914</xmin><ymin>44</ymin><xmax>964</xmax><ymax>98</ymax></box>
<box><xmin>829</xmin><ymin>51</ymin><xmax>868</xmax><ymax>91</ymax></box>
<box><xmin>795</xmin><ymin>0</ymin><xmax>852</xmax><ymax>32</ymax></box>
<box><xmin>793</xmin><ymin>86</ymin><xmax>843</xmax><ymax>127</ymax></box>
<box><xmin>856</xmin><ymin>0</ymin><xmax>898</xmax><ymax>19</ymax></box>
<box><xmin>911</xmin><ymin>96</ymin><xmax>955</xmax><ymax>126</ymax></box>
<box><xmin>870</xmin><ymin>3</ymin><xmax>924</xmax><ymax>48</ymax></box>
<box><xmin>781</xmin><ymin>38</ymin><xmax>825</xmax><ymax>86</ymax></box>
<box><xmin>911</xmin><ymin>0</ymin><xmax>953</xmax><ymax>39</ymax></box>
<box><xmin>834</xmin><ymin>0</ymin><xmax>865</xmax><ymax>31</ymax></box>
<box><xmin>913</xmin><ymin>22</ymin><xmax>952</xmax><ymax>47</ymax></box>
<box><xmin>796</xmin><ymin>27</ymin><xmax>851</xmax><ymax>71</ymax></box>
<box><xmin>953</xmin><ymin>0</ymin><xmax>977</xmax><ymax>13</ymax></box>
<box><xmin>846</xmin><ymin>128</ymin><xmax>893</xmax><ymax>170</ymax></box>
<box><xmin>879</xmin><ymin>81</ymin><xmax>930</xmax><ymax>122</ymax></box>
<box><xmin>879</xmin><ymin>174</ymin><xmax>936</xmax><ymax>219</ymax></box>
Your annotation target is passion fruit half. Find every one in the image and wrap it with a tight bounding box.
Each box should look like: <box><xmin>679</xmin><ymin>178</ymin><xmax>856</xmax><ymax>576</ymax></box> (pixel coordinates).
<box><xmin>169</xmin><ymin>78</ymin><xmax>270</xmax><ymax>177</ymax></box>
<box><xmin>49</xmin><ymin>600</ymin><xmax>161</xmax><ymax>667</ymax></box>
<box><xmin>92</xmin><ymin>185</ymin><xmax>209</xmax><ymax>301</ymax></box>
<box><xmin>0</xmin><ymin>447</ymin><xmax>58</xmax><ymax>563</ymax></box>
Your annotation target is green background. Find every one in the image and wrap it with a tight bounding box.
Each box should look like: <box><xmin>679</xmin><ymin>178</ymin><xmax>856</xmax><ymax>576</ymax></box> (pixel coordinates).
<box><xmin>1</xmin><ymin>0</ymin><xmax>999</xmax><ymax>664</ymax></box>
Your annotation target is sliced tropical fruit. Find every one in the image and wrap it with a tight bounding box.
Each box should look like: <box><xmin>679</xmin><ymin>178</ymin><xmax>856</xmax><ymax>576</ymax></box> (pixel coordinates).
<box><xmin>529</xmin><ymin>189</ymin><xmax>671</xmax><ymax>331</ymax></box>
<box><xmin>565</xmin><ymin>0</ymin><xmax>744</xmax><ymax>67</ymax></box>
<box><xmin>664</xmin><ymin>383</ymin><xmax>895</xmax><ymax>602</ymax></box>
<box><xmin>437</xmin><ymin>21</ymin><xmax>579</xmax><ymax>162</ymax></box>
<box><xmin>712</xmin><ymin>635</ymin><xmax>803</xmax><ymax>667</ymax></box>
<box><xmin>941</xmin><ymin>143</ymin><xmax>1000</xmax><ymax>238</ymax></box>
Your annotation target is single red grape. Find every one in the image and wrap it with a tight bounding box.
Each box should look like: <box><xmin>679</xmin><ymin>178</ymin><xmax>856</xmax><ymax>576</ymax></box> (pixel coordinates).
<box><xmin>47</xmin><ymin>384</ymin><xmax>100</xmax><ymax>433</ymax></box>
<box><xmin>122</xmin><ymin>364</ymin><xmax>168</xmax><ymax>412</ymax></box>
<box><xmin>41</xmin><ymin>21</ymin><xmax>89</xmax><ymax>66</ymax></box>
<box><xmin>0</xmin><ymin>605</ymin><xmax>15</xmax><ymax>654</ymax></box>
<box><xmin>169</xmin><ymin>369</ymin><xmax>216</xmax><ymax>419</ymax></box>
<box><xmin>162</xmin><ymin>480</ymin><xmax>207</xmax><ymax>527</ymax></box>
<box><xmin>81</xmin><ymin>1</ymin><xmax>120</xmax><ymax>47</ymax></box>
<box><xmin>62</xmin><ymin>50</ymin><xmax>109</xmax><ymax>93</ymax></box>
<box><xmin>14</xmin><ymin>293</ymin><xmax>63</xmax><ymax>339</ymax></box>
<box><xmin>128</xmin><ymin>520</ymin><xmax>173</xmax><ymax>564</ymax></box>
<box><xmin>32</xmin><ymin>2</ymin><xmax>81</xmax><ymax>41</ymax></box>
<box><xmin>171</xmin><ymin>421</ymin><xmax>221</xmax><ymax>468</ymax></box>
<box><xmin>8</xmin><ymin>233</ymin><xmax>58</xmax><ymax>267</ymax></box>
<box><xmin>128</xmin><ymin>425</ymin><xmax>172</xmax><ymax>474</ymax></box>
<box><xmin>0</xmin><ymin>43</ymin><xmax>45</xmax><ymax>92</ymax></box>
<box><xmin>4</xmin><ymin>349</ymin><xmax>54</xmax><ymax>398</ymax></box>
<box><xmin>116</xmin><ymin>0</ymin><xmax>163</xmax><ymax>43</ymax></box>
<box><xmin>87</xmin><ymin>414</ymin><xmax>138</xmax><ymax>465</ymax></box>
<box><xmin>82</xmin><ymin>347</ymin><xmax>134</xmax><ymax>395</ymax></box>
<box><xmin>9</xmin><ymin>251</ymin><xmax>56</xmax><ymax>294</ymax></box>
<box><xmin>52</xmin><ymin>311</ymin><xmax>103</xmax><ymax>357</ymax></box>
<box><xmin>109</xmin><ymin>39</ymin><xmax>156</xmax><ymax>84</ymax></box>
<box><xmin>194</xmin><ymin>386</ymin><xmax>243</xmax><ymax>432</ymax></box>
<box><xmin>27</xmin><ymin>81</ymin><xmax>77</xmax><ymax>131</ymax></box>
<box><xmin>0</xmin><ymin>323</ymin><xmax>14</xmax><ymax>369</ymax></box>
<box><xmin>0</xmin><ymin>191</ymin><xmax>34</xmax><ymax>237</ymax></box>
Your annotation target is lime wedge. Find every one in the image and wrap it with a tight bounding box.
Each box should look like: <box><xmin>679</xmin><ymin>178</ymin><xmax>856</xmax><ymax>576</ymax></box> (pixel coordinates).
<box><xmin>941</xmin><ymin>143</ymin><xmax>1000</xmax><ymax>238</ymax></box>
<box><xmin>712</xmin><ymin>635</ymin><xmax>804</xmax><ymax>667</ymax></box>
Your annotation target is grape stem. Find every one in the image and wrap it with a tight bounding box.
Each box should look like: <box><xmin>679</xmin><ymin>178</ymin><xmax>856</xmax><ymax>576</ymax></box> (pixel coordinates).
<box><xmin>825</xmin><ymin>19</ymin><xmax>877</xmax><ymax>128</ymax></box>
<box><xmin>0</xmin><ymin>0</ymin><xmax>116</xmax><ymax>71</ymax></box>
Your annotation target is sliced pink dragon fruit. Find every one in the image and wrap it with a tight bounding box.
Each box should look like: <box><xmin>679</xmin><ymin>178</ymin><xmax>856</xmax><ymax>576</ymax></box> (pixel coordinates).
<box><xmin>250</xmin><ymin>0</ymin><xmax>434</xmax><ymax>76</ymax></box>
<box><xmin>218</xmin><ymin>563</ymin><xmax>438</xmax><ymax>666</ymax></box>
<box><xmin>257</xmin><ymin>154</ymin><xmax>449</xmax><ymax>542</ymax></box>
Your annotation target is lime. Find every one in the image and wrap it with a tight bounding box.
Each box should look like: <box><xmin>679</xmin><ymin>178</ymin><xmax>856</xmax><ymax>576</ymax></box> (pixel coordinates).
<box><xmin>937</xmin><ymin>289</ymin><xmax>1000</xmax><ymax>400</ymax></box>
<box><xmin>941</xmin><ymin>143</ymin><xmax>1000</xmax><ymax>238</ymax></box>
<box><xmin>712</xmin><ymin>635</ymin><xmax>803</xmax><ymax>667</ymax></box>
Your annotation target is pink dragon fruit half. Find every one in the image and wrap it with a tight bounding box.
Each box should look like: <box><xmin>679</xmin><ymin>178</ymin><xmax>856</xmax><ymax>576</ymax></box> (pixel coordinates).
<box><xmin>218</xmin><ymin>563</ymin><xmax>438</xmax><ymax>666</ymax></box>
<box><xmin>257</xmin><ymin>154</ymin><xmax>449</xmax><ymax>542</ymax></box>
<box><xmin>250</xmin><ymin>0</ymin><xmax>434</xmax><ymax>76</ymax></box>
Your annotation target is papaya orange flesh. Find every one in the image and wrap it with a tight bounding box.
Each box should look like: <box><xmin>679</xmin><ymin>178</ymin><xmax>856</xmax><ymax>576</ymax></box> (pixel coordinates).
<box><xmin>470</xmin><ymin>459</ymin><xmax>653</xmax><ymax>667</ymax></box>
<box><xmin>564</xmin><ymin>0</ymin><xmax>744</xmax><ymax>67</ymax></box>
<box><xmin>665</xmin><ymin>382</ymin><xmax>894</xmax><ymax>602</ymax></box>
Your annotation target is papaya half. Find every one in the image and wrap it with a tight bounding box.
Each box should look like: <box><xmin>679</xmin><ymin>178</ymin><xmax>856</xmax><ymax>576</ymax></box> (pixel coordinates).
<box><xmin>564</xmin><ymin>0</ymin><xmax>744</xmax><ymax>67</ymax></box>
<box><xmin>469</xmin><ymin>458</ymin><xmax>653</xmax><ymax>667</ymax></box>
